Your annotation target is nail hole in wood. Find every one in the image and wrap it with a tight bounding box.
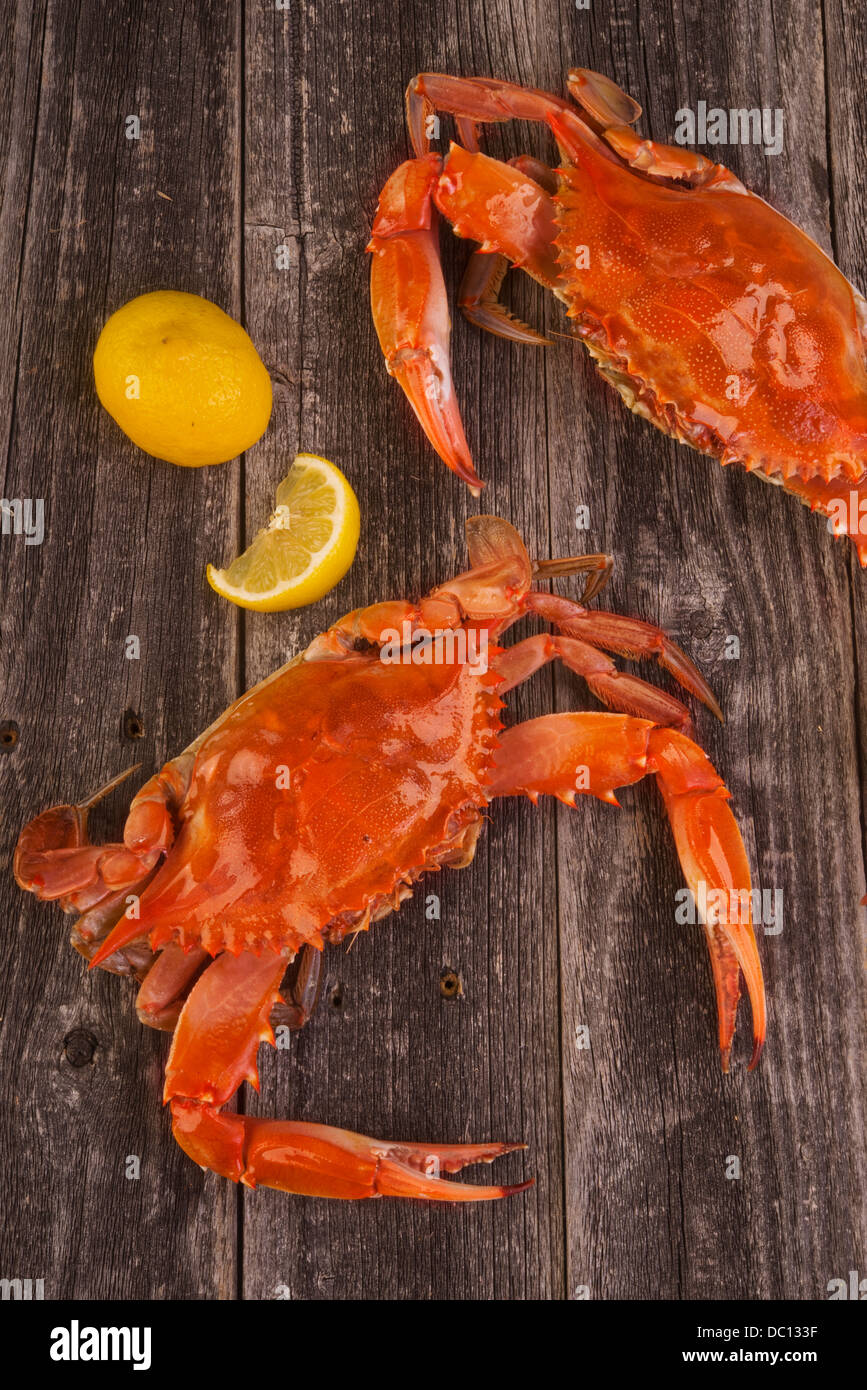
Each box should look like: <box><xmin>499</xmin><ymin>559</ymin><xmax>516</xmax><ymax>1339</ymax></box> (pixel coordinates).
<box><xmin>329</xmin><ymin>985</ymin><xmax>344</xmax><ymax>1010</ymax></box>
<box><xmin>123</xmin><ymin>709</ymin><xmax>145</xmax><ymax>740</ymax></box>
<box><xmin>440</xmin><ymin>968</ymin><xmax>462</xmax><ymax>1000</ymax></box>
<box><xmin>63</xmin><ymin>1028</ymin><xmax>98</xmax><ymax>1067</ymax></box>
<box><xmin>0</xmin><ymin>720</ymin><xmax>19</xmax><ymax>752</ymax></box>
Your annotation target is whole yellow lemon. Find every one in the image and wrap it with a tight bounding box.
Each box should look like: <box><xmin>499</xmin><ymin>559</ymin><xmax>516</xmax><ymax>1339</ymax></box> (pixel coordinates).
<box><xmin>93</xmin><ymin>290</ymin><xmax>272</xmax><ymax>466</ymax></box>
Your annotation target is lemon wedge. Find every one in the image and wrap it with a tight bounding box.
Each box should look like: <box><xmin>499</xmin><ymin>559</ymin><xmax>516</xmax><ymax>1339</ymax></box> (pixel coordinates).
<box><xmin>207</xmin><ymin>453</ymin><xmax>360</xmax><ymax>611</ymax></box>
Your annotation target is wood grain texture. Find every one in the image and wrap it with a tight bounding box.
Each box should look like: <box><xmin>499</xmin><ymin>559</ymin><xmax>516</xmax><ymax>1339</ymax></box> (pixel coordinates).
<box><xmin>0</xmin><ymin>0</ymin><xmax>863</xmax><ymax>1301</ymax></box>
<box><xmin>548</xmin><ymin>0</ymin><xmax>867</xmax><ymax>1300</ymax></box>
<box><xmin>0</xmin><ymin>0</ymin><xmax>240</xmax><ymax>1299</ymax></box>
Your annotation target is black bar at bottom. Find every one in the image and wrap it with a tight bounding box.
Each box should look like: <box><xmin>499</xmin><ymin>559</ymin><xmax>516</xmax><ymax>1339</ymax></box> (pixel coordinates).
<box><xmin>0</xmin><ymin>1296</ymin><xmax>860</xmax><ymax>1375</ymax></box>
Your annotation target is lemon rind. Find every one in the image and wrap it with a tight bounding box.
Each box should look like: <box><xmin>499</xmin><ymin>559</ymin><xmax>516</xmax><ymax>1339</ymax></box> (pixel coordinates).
<box><xmin>207</xmin><ymin>455</ymin><xmax>357</xmax><ymax>607</ymax></box>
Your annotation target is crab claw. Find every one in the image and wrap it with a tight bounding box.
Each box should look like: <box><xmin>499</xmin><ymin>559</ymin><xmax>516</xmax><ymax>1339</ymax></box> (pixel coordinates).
<box><xmin>368</xmin><ymin>156</ymin><xmax>483</xmax><ymax>492</ymax></box>
<box><xmin>165</xmin><ymin>947</ymin><xmax>531</xmax><ymax>1201</ymax></box>
<box><xmin>649</xmin><ymin>728</ymin><xmax>766</xmax><ymax>1070</ymax></box>
<box><xmin>171</xmin><ymin>1103</ymin><xmax>531</xmax><ymax>1202</ymax></box>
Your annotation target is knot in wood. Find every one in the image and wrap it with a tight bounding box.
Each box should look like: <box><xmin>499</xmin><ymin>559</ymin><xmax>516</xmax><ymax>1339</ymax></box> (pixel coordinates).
<box><xmin>63</xmin><ymin>1028</ymin><xmax>98</xmax><ymax>1067</ymax></box>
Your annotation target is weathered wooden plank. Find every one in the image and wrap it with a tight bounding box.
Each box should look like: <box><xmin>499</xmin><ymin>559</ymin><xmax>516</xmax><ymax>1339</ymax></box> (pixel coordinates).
<box><xmin>0</xmin><ymin>1</ymin><xmax>47</xmax><ymax>455</ymax></box>
<box><xmin>239</xmin><ymin>0</ymin><xmax>565</xmax><ymax>1299</ymax></box>
<box><xmin>821</xmin><ymin>0</ymin><xmax>867</xmax><ymax>1297</ymax></box>
<box><xmin>547</xmin><ymin>0</ymin><xmax>865</xmax><ymax>1297</ymax></box>
<box><xmin>1</xmin><ymin>0</ymin><xmax>862</xmax><ymax>1305</ymax></box>
<box><xmin>0</xmin><ymin>0</ymin><xmax>241</xmax><ymax>1298</ymax></box>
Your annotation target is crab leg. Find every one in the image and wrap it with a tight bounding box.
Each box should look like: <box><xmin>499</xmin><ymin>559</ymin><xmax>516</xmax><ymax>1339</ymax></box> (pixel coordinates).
<box><xmin>270</xmin><ymin>946</ymin><xmax>323</xmax><ymax>1031</ymax></box>
<box><xmin>309</xmin><ymin>519</ymin><xmax>612</xmax><ymax>654</ymax></box>
<box><xmin>525</xmin><ymin>589</ymin><xmax>723</xmax><ymax>720</ymax></box>
<box><xmin>563</xmin><ymin>69</ymin><xmax>726</xmax><ymax>188</ymax></box>
<box><xmin>165</xmin><ymin>948</ymin><xmax>530</xmax><ymax>1200</ymax></box>
<box><xmin>495</xmin><ymin>633</ymin><xmax>697</xmax><ymax>732</ymax></box>
<box><xmin>136</xmin><ymin>939</ymin><xmax>324</xmax><ymax>1037</ymax></box>
<box><xmin>406</xmin><ymin>73</ymin><xmax>571</xmax><ymax>157</ymax></box>
<box><xmin>565</xmin><ymin>69</ymin><xmax>643</xmax><ymax>129</ymax></box>
<box><xmin>600</xmin><ymin>126</ymin><xmax>730</xmax><ymax>188</ymax></box>
<box><xmin>488</xmin><ymin>713</ymin><xmax>765</xmax><ymax>1069</ymax></box>
<box><xmin>305</xmin><ymin>594</ymin><xmax>470</xmax><ymax>658</ymax></box>
<box><xmin>136</xmin><ymin>942</ymin><xmax>210</xmax><ymax>1031</ymax></box>
<box><xmin>651</xmin><ymin>726</ymin><xmax>765</xmax><ymax>1070</ymax></box>
<box><xmin>13</xmin><ymin>766</ymin><xmax>170</xmax><ymax>980</ymax></box>
<box><xmin>459</xmin><ymin>251</ymin><xmax>551</xmax><ymax>344</ymax></box>
<box><xmin>406</xmin><ymin>71</ymin><xmax>716</xmax><ymax>192</ymax></box>
<box><xmin>306</xmin><ymin>518</ymin><xmax>561</xmax><ymax>657</ymax></box>
<box><xmin>171</xmin><ymin>1103</ymin><xmax>530</xmax><ymax>1202</ymax></box>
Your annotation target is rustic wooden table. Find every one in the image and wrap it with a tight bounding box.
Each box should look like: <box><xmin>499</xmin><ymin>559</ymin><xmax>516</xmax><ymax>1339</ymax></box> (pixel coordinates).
<box><xmin>1</xmin><ymin>0</ymin><xmax>864</xmax><ymax>1302</ymax></box>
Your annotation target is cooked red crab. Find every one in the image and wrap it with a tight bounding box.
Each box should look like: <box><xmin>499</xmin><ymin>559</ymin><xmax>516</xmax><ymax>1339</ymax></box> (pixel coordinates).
<box><xmin>15</xmin><ymin>517</ymin><xmax>765</xmax><ymax>1201</ymax></box>
<box><xmin>369</xmin><ymin>69</ymin><xmax>867</xmax><ymax>561</ymax></box>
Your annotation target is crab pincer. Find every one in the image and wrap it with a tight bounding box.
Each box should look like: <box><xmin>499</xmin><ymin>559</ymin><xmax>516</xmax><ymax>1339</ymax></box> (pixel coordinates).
<box><xmin>368</xmin><ymin>156</ymin><xmax>482</xmax><ymax>491</ymax></box>
<box><xmin>163</xmin><ymin>950</ymin><xmax>529</xmax><ymax>1200</ymax></box>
